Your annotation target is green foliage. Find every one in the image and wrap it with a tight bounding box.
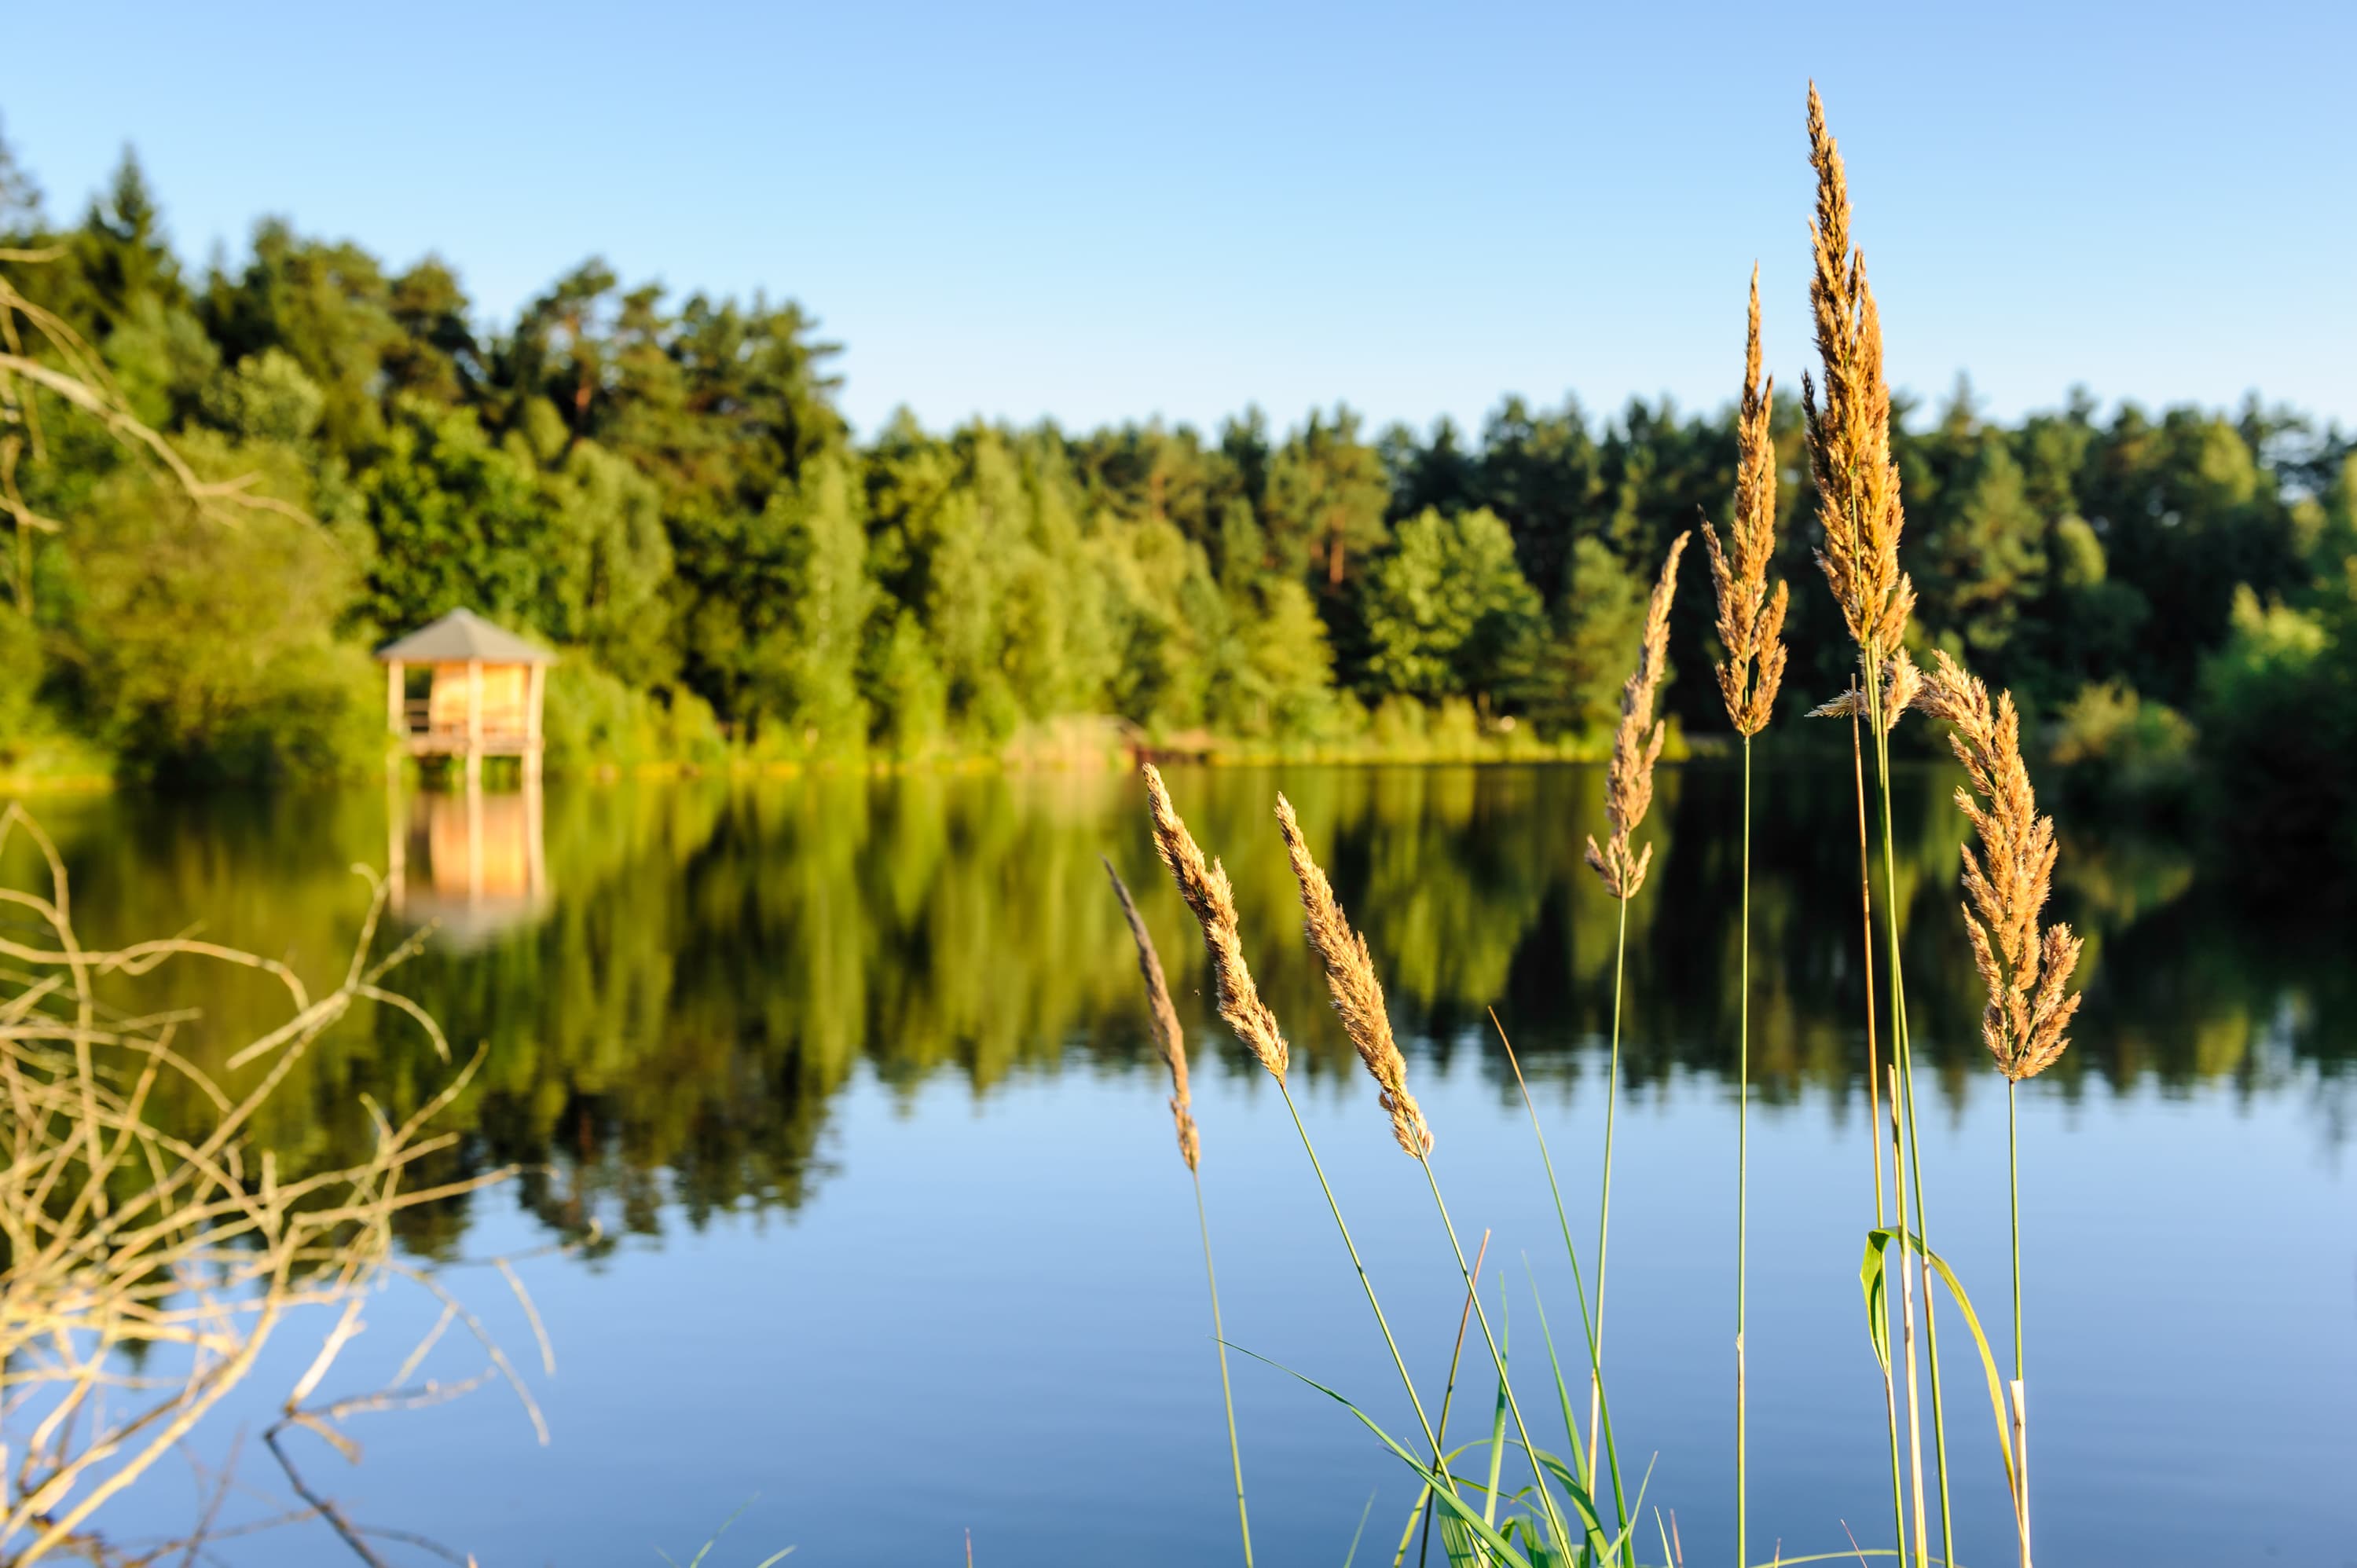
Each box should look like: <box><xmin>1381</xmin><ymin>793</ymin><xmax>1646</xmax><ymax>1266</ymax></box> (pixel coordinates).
<box><xmin>1361</xmin><ymin>507</ymin><xmax>1542</xmax><ymax>703</ymax></box>
<box><xmin>0</xmin><ymin>130</ymin><xmax>2348</xmax><ymax>798</ymax></box>
<box><xmin>1523</xmin><ymin>538</ymin><xmax>1646</xmax><ymax>739</ymax></box>
<box><xmin>2197</xmin><ymin>581</ymin><xmax>2357</xmax><ymax>862</ymax></box>
<box><xmin>541</xmin><ymin>658</ymin><xmax>725</xmax><ymax>774</ymax></box>
<box><xmin>66</xmin><ymin>468</ymin><xmax>381</xmax><ymax>782</ymax></box>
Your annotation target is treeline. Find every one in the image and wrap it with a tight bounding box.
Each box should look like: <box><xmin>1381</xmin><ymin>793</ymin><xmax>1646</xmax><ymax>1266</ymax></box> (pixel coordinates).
<box><xmin>2</xmin><ymin>147</ymin><xmax>2353</xmax><ymax>848</ymax></box>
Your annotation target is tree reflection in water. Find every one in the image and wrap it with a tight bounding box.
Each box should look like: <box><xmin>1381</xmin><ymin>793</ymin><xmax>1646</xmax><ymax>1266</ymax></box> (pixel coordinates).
<box><xmin>9</xmin><ymin>764</ymin><xmax>2348</xmax><ymax>1255</ymax></box>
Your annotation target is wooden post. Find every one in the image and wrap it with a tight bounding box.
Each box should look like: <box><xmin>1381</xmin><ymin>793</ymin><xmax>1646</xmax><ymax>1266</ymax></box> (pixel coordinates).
<box><xmin>386</xmin><ymin>660</ymin><xmax>405</xmax><ymax>736</ymax></box>
<box><xmin>525</xmin><ymin>661</ymin><xmax>545</xmax><ymax>783</ymax></box>
<box><xmin>524</xmin><ymin>766</ymin><xmax>546</xmax><ymax>904</ymax></box>
<box><xmin>464</xmin><ymin>658</ymin><xmax>483</xmax><ymax>789</ymax></box>
<box><xmin>464</xmin><ymin>766</ymin><xmax>484</xmax><ymax>907</ymax></box>
<box><xmin>385</xmin><ymin>757</ymin><xmax>406</xmax><ymax>918</ymax></box>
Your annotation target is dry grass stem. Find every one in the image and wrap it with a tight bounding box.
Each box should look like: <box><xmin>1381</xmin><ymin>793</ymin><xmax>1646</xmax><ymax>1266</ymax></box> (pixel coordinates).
<box><xmin>1273</xmin><ymin>796</ymin><xmax>1431</xmax><ymax>1157</ymax></box>
<box><xmin>1703</xmin><ymin>267</ymin><xmax>1788</xmax><ymax>737</ymax></box>
<box><xmin>1802</xmin><ymin>84</ymin><xmax>1914</xmax><ymax>663</ymax></box>
<box><xmin>0</xmin><ymin>804</ymin><xmax>535</xmax><ymax>1566</ymax></box>
<box><xmin>1585</xmin><ymin>531</ymin><xmax>1691</xmax><ymax>900</ymax></box>
<box><xmin>1913</xmin><ymin>653</ymin><xmax>2084</xmax><ymax>1081</ymax></box>
<box><xmin>1142</xmin><ymin>764</ymin><xmax>1289</xmax><ymax>1083</ymax></box>
<box><xmin>1101</xmin><ymin>855</ymin><xmax>1200</xmax><ymax>1172</ymax></box>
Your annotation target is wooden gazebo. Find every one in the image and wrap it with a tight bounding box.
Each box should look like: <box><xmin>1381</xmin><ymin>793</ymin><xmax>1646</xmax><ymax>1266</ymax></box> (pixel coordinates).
<box><xmin>375</xmin><ymin>609</ymin><xmax>557</xmax><ymax>783</ymax></box>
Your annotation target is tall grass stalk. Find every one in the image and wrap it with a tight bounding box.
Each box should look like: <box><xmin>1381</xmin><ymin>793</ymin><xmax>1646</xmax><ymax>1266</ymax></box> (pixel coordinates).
<box><xmin>1914</xmin><ymin>649</ymin><xmax>2087</xmax><ymax>1568</ymax></box>
<box><xmin>1589</xmin><ymin>891</ymin><xmax>1628</xmax><ymax>1499</ymax></box>
<box><xmin>1700</xmin><ymin>269</ymin><xmax>1785</xmax><ymax>1568</ymax></box>
<box><xmin>1578</xmin><ymin>530</ymin><xmax>1688</xmax><ymax>1519</ymax></box>
<box><xmin>1195</xmin><ymin>1174</ymin><xmax>1252</xmax><ymax>1563</ymax></box>
<box><xmin>1274</xmin><ymin>795</ymin><xmax>1577</xmax><ymax>1552</ymax></box>
<box><xmin>1276</xmin><ymin>1079</ymin><xmax>1453</xmax><ymax>1475</ymax></box>
<box><xmin>1847</xmin><ymin>689</ymin><xmax>1907</xmax><ymax>1565</ymax></box>
<box><xmin>1866</xmin><ymin>661</ymin><xmax>1957</xmax><ymax>1568</ymax></box>
<box><xmin>1803</xmin><ymin>81</ymin><xmax>1958</xmax><ymax>1566</ymax></box>
<box><xmin>1493</xmin><ymin>1013</ymin><xmax>1628</xmax><ymax>1548</ymax></box>
<box><xmin>1415</xmin><ymin>1230</ymin><xmax>1492</xmax><ymax>1568</ymax></box>
<box><xmin>1138</xmin><ymin>771</ymin><xmax>1457</xmax><ymax>1500</ymax></box>
<box><xmin>1735</xmin><ymin>735</ymin><xmax>1751</xmax><ymax>1566</ymax></box>
<box><xmin>1102</xmin><ymin>854</ymin><xmax>1254</xmax><ymax>1564</ymax></box>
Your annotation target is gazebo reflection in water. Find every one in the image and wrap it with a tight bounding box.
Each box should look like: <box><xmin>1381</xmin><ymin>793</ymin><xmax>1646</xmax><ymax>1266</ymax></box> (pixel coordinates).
<box><xmin>373</xmin><ymin>609</ymin><xmax>556</xmax><ymax>947</ymax></box>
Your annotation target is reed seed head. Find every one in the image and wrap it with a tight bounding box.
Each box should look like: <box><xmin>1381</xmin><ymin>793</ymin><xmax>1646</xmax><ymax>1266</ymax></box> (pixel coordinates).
<box><xmin>1274</xmin><ymin>794</ymin><xmax>1432</xmax><ymax>1158</ymax></box>
<box><xmin>1913</xmin><ymin>650</ymin><xmax>2083</xmax><ymax>1083</ymax></box>
<box><xmin>1803</xmin><ymin>83</ymin><xmax>1915</xmax><ymax>666</ymax></box>
<box><xmin>1142</xmin><ymin>764</ymin><xmax>1290</xmax><ymax>1084</ymax></box>
<box><xmin>1703</xmin><ymin>266</ymin><xmax>1789</xmax><ymax>738</ymax></box>
<box><xmin>1101</xmin><ymin>854</ymin><xmax>1200</xmax><ymax>1173</ymax></box>
<box><xmin>1586</xmin><ymin>531</ymin><xmax>1689</xmax><ymax>901</ymax></box>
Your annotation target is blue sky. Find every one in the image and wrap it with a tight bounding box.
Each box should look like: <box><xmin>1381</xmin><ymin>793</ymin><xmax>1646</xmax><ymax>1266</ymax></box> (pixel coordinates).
<box><xmin>7</xmin><ymin>1</ymin><xmax>2351</xmax><ymax>438</ymax></box>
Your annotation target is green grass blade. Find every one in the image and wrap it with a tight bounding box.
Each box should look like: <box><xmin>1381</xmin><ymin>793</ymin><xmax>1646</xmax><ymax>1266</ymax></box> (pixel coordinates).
<box><xmin>1343</xmin><ymin>1489</ymin><xmax>1378</xmax><ymax>1568</ymax></box>
<box><xmin>1223</xmin><ymin>1343</ymin><xmax>1540</xmax><ymax>1568</ymax></box>
<box><xmin>1872</xmin><ymin>1226</ymin><xmax>2022</xmax><ymax>1505</ymax></box>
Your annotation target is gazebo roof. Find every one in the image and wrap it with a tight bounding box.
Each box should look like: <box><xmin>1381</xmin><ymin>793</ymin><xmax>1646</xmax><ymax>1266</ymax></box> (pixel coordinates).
<box><xmin>374</xmin><ymin>609</ymin><xmax>557</xmax><ymax>666</ymax></box>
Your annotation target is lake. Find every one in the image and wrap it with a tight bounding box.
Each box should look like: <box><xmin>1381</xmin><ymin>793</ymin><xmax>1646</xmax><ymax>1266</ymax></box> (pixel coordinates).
<box><xmin>8</xmin><ymin>761</ymin><xmax>2352</xmax><ymax>1567</ymax></box>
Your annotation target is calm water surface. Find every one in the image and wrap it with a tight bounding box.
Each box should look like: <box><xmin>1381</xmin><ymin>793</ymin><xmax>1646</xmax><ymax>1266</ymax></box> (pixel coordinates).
<box><xmin>11</xmin><ymin>764</ymin><xmax>2354</xmax><ymax>1566</ymax></box>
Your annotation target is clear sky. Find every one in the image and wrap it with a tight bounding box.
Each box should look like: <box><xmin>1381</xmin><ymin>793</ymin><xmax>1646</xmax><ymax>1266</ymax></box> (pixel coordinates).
<box><xmin>6</xmin><ymin>0</ymin><xmax>2351</xmax><ymax>440</ymax></box>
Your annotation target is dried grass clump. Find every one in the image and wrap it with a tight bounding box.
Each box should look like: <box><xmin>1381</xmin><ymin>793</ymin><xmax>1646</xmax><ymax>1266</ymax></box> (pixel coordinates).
<box><xmin>1142</xmin><ymin>764</ymin><xmax>1289</xmax><ymax>1083</ymax></box>
<box><xmin>1102</xmin><ymin>855</ymin><xmax>1200</xmax><ymax>1172</ymax></box>
<box><xmin>1274</xmin><ymin>796</ymin><xmax>1431</xmax><ymax>1158</ymax></box>
<box><xmin>0</xmin><ymin>804</ymin><xmax>541</xmax><ymax>1566</ymax></box>
<box><xmin>1802</xmin><ymin>85</ymin><xmax>1914</xmax><ymax>662</ymax></box>
<box><xmin>1703</xmin><ymin>269</ymin><xmax>1789</xmax><ymax>738</ymax></box>
<box><xmin>1914</xmin><ymin>653</ymin><xmax>2084</xmax><ymax>1081</ymax></box>
<box><xmin>1585</xmin><ymin>532</ymin><xmax>1690</xmax><ymax>900</ymax></box>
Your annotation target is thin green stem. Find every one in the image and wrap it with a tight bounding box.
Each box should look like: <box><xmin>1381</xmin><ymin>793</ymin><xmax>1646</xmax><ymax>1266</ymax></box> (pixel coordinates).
<box><xmin>2010</xmin><ymin>1077</ymin><xmax>2030</xmax><ymax>1568</ymax></box>
<box><xmin>1868</xmin><ymin>694</ymin><xmax>1955</xmax><ymax>1568</ymax></box>
<box><xmin>1194</xmin><ymin>1172</ymin><xmax>1252</xmax><ymax>1567</ymax></box>
<box><xmin>1588</xmin><ymin>895</ymin><xmax>1629</xmax><ymax>1501</ymax></box>
<box><xmin>1416</xmin><ymin>1156</ymin><xmax>1581</xmax><ymax>1560</ymax></box>
<box><xmin>1736</xmin><ymin>735</ymin><xmax>1751</xmax><ymax>1568</ymax></box>
<box><xmin>1491</xmin><ymin>1012</ymin><xmax>1626</xmax><ymax>1539</ymax></box>
<box><xmin>1851</xmin><ymin>693</ymin><xmax>1906</xmax><ymax>1568</ymax></box>
<box><xmin>2007</xmin><ymin>1080</ymin><xmax>2022</xmax><ymax>1384</ymax></box>
<box><xmin>1417</xmin><ymin>1230</ymin><xmax>1490</xmax><ymax>1568</ymax></box>
<box><xmin>1274</xmin><ymin>1079</ymin><xmax>1453</xmax><ymax>1493</ymax></box>
<box><xmin>1863</xmin><ymin>659</ymin><xmax>1926</xmax><ymax>1568</ymax></box>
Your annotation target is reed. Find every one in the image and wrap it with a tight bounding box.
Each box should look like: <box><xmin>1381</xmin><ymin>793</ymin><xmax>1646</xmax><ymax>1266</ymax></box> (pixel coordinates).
<box><xmin>1102</xmin><ymin>853</ymin><xmax>1249</xmax><ymax>1565</ymax></box>
<box><xmin>1802</xmin><ymin>82</ymin><xmax>1953</xmax><ymax>1568</ymax></box>
<box><xmin>1276</xmin><ymin>795</ymin><xmax>1576</xmax><ymax>1552</ymax></box>
<box><xmin>1699</xmin><ymin>267</ymin><xmax>1784</xmax><ymax>1568</ymax></box>
<box><xmin>1914</xmin><ymin>652</ymin><xmax>2084</xmax><ymax>1568</ymax></box>
<box><xmin>1814</xmin><ymin>674</ymin><xmax>1909</xmax><ymax>1559</ymax></box>
<box><xmin>1579</xmin><ymin>528</ymin><xmax>1688</xmax><ymax>1506</ymax></box>
<box><xmin>1139</xmin><ymin>766</ymin><xmax>1454</xmax><ymax>1497</ymax></box>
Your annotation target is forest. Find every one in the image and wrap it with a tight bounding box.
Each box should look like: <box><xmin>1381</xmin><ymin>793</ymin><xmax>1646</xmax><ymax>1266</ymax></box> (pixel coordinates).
<box><xmin>2</xmin><ymin>145</ymin><xmax>2352</xmax><ymax>862</ymax></box>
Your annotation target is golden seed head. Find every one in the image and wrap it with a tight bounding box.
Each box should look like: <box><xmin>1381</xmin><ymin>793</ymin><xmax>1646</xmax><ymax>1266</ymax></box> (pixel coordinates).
<box><xmin>1914</xmin><ymin>650</ymin><xmax>2084</xmax><ymax>1083</ymax></box>
<box><xmin>1803</xmin><ymin>84</ymin><xmax>1914</xmax><ymax>667</ymax></box>
<box><xmin>1142</xmin><ymin>764</ymin><xmax>1289</xmax><ymax>1084</ymax></box>
<box><xmin>1586</xmin><ymin>532</ymin><xmax>1689</xmax><ymax>901</ymax></box>
<box><xmin>1102</xmin><ymin>854</ymin><xmax>1200</xmax><ymax>1173</ymax></box>
<box><xmin>1704</xmin><ymin>266</ymin><xmax>1788</xmax><ymax>738</ymax></box>
<box><xmin>1274</xmin><ymin>794</ymin><xmax>1431</xmax><ymax>1158</ymax></box>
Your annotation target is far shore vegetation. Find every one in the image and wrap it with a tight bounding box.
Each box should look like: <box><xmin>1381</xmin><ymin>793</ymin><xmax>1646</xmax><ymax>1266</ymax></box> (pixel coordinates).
<box><xmin>2</xmin><ymin>128</ymin><xmax>2352</xmax><ymax>867</ymax></box>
